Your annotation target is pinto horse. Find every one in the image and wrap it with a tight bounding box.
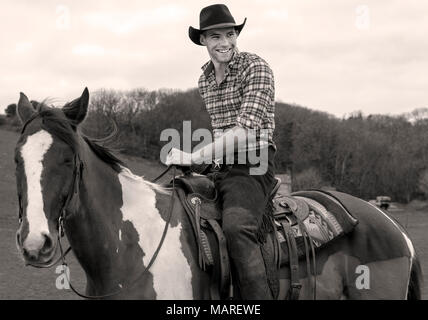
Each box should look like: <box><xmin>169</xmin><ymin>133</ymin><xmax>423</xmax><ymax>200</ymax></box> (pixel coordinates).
<box><xmin>15</xmin><ymin>88</ymin><xmax>422</xmax><ymax>299</ymax></box>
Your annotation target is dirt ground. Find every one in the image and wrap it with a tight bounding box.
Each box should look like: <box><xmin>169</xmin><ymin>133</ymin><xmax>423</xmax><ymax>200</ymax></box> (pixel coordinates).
<box><xmin>1</xmin><ymin>127</ymin><xmax>427</xmax><ymax>299</ymax></box>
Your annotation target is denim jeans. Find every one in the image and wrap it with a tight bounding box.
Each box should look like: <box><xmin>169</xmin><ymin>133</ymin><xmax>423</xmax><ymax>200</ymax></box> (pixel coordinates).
<box><xmin>214</xmin><ymin>146</ymin><xmax>276</xmax><ymax>299</ymax></box>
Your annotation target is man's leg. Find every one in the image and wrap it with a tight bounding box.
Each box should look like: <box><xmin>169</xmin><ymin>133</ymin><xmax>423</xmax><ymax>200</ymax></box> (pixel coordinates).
<box><xmin>216</xmin><ymin>157</ymin><xmax>275</xmax><ymax>299</ymax></box>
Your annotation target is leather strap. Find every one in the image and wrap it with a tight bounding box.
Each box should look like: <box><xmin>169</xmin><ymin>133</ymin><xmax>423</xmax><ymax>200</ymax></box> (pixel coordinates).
<box><xmin>199</xmin><ymin>230</ymin><xmax>214</xmax><ymax>265</ymax></box>
<box><xmin>303</xmin><ymin>223</ymin><xmax>317</xmax><ymax>300</ymax></box>
<box><xmin>176</xmin><ymin>189</ymin><xmax>206</xmax><ymax>269</ymax></box>
<box><xmin>297</xmin><ymin>218</ymin><xmax>317</xmax><ymax>300</ymax></box>
<box><xmin>207</xmin><ymin>219</ymin><xmax>231</xmax><ymax>299</ymax></box>
<box><xmin>194</xmin><ymin>198</ymin><xmax>205</xmax><ymax>270</ymax></box>
<box><xmin>298</xmin><ymin>220</ymin><xmax>313</xmax><ymax>299</ymax></box>
<box><xmin>281</xmin><ymin>222</ymin><xmax>301</xmax><ymax>300</ymax></box>
<box><xmin>208</xmin><ymin>264</ymin><xmax>220</xmax><ymax>300</ymax></box>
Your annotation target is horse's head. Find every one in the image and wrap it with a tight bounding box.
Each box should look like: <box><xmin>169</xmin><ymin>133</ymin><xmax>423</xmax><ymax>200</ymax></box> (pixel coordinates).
<box><xmin>15</xmin><ymin>88</ymin><xmax>89</xmax><ymax>266</ymax></box>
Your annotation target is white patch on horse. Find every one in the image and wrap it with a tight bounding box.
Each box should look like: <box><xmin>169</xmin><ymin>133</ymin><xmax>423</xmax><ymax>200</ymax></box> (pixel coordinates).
<box><xmin>118</xmin><ymin>172</ymin><xmax>193</xmax><ymax>299</ymax></box>
<box><xmin>20</xmin><ymin>130</ymin><xmax>53</xmax><ymax>251</ymax></box>
<box><xmin>119</xmin><ymin>229</ymin><xmax>122</xmax><ymax>241</ymax></box>
<box><xmin>119</xmin><ymin>166</ymin><xmax>170</xmax><ymax>194</ymax></box>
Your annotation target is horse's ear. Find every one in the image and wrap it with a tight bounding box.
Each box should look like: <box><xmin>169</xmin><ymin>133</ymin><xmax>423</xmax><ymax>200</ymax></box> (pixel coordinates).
<box><xmin>17</xmin><ymin>92</ymin><xmax>36</xmax><ymax>124</ymax></box>
<box><xmin>30</xmin><ymin>100</ymin><xmax>43</xmax><ymax>112</ymax></box>
<box><xmin>62</xmin><ymin>87</ymin><xmax>89</xmax><ymax>125</ymax></box>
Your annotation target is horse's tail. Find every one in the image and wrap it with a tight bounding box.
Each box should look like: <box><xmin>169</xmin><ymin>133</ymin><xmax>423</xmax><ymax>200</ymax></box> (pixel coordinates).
<box><xmin>407</xmin><ymin>253</ymin><xmax>423</xmax><ymax>300</ymax></box>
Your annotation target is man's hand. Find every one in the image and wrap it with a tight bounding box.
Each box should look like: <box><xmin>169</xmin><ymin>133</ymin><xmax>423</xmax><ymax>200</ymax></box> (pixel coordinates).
<box><xmin>165</xmin><ymin>148</ymin><xmax>193</xmax><ymax>166</ymax></box>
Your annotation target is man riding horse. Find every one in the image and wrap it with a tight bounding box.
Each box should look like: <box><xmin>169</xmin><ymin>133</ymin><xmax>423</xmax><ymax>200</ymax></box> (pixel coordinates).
<box><xmin>166</xmin><ymin>4</ymin><xmax>276</xmax><ymax>299</ymax></box>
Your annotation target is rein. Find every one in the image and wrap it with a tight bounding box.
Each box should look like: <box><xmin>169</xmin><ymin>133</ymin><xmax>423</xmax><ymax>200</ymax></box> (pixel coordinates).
<box><xmin>57</xmin><ymin>163</ymin><xmax>177</xmax><ymax>299</ymax></box>
<box><xmin>19</xmin><ymin>113</ymin><xmax>178</xmax><ymax>299</ymax></box>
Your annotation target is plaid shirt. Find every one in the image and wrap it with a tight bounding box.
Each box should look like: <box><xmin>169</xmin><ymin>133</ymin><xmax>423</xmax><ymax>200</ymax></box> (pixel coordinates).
<box><xmin>198</xmin><ymin>50</ymin><xmax>275</xmax><ymax>150</ymax></box>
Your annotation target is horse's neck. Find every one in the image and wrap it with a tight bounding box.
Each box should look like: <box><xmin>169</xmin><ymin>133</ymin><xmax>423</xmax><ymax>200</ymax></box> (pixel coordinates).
<box><xmin>68</xmin><ymin>149</ymin><xmax>170</xmax><ymax>296</ymax></box>
<box><xmin>65</xmin><ymin>153</ymin><xmax>123</xmax><ymax>288</ymax></box>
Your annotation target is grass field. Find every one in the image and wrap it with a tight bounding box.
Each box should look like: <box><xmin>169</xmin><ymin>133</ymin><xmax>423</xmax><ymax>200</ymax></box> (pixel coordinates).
<box><xmin>1</xmin><ymin>127</ymin><xmax>427</xmax><ymax>299</ymax></box>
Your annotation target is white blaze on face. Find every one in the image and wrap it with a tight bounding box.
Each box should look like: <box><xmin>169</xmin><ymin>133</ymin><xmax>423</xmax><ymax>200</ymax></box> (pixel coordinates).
<box><xmin>20</xmin><ymin>130</ymin><xmax>53</xmax><ymax>251</ymax></box>
<box><xmin>118</xmin><ymin>170</ymin><xmax>193</xmax><ymax>299</ymax></box>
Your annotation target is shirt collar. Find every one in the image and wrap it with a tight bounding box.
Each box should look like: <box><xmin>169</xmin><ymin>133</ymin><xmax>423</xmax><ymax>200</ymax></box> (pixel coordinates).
<box><xmin>201</xmin><ymin>48</ymin><xmax>240</xmax><ymax>78</ymax></box>
<box><xmin>202</xmin><ymin>60</ymin><xmax>214</xmax><ymax>78</ymax></box>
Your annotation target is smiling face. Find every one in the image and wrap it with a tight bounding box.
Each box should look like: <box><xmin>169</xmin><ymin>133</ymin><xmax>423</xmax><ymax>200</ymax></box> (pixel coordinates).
<box><xmin>200</xmin><ymin>27</ymin><xmax>238</xmax><ymax>67</ymax></box>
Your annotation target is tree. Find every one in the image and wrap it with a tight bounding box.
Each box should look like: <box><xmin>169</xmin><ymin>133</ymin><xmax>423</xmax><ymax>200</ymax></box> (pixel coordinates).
<box><xmin>292</xmin><ymin>167</ymin><xmax>325</xmax><ymax>191</ymax></box>
<box><xmin>405</xmin><ymin>107</ymin><xmax>428</xmax><ymax>122</ymax></box>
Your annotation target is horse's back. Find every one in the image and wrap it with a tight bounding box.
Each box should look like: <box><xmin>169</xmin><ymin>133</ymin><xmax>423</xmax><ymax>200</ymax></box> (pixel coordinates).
<box><xmin>294</xmin><ymin>191</ymin><xmax>416</xmax><ymax>299</ymax></box>
<box><xmin>328</xmin><ymin>191</ymin><xmax>413</xmax><ymax>263</ymax></box>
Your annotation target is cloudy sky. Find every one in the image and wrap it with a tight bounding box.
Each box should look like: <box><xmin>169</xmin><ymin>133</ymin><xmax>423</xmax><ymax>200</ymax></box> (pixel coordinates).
<box><xmin>1</xmin><ymin>0</ymin><xmax>427</xmax><ymax>117</ymax></box>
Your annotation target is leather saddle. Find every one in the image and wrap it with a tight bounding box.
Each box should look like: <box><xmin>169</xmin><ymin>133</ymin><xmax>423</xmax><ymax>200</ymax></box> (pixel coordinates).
<box><xmin>173</xmin><ymin>174</ymin><xmax>227</xmax><ymax>300</ymax></box>
<box><xmin>173</xmin><ymin>174</ymin><xmax>359</xmax><ymax>300</ymax></box>
<box><xmin>173</xmin><ymin>174</ymin><xmax>283</xmax><ymax>299</ymax></box>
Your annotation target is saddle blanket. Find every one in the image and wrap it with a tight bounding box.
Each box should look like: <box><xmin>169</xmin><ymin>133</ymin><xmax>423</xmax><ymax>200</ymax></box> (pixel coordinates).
<box><xmin>273</xmin><ymin>190</ymin><xmax>359</xmax><ymax>264</ymax></box>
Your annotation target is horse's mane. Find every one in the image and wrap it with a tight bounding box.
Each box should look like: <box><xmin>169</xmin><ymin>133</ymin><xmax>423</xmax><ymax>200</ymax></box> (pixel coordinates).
<box><xmin>36</xmin><ymin>105</ymin><xmax>125</xmax><ymax>173</ymax></box>
<box><xmin>82</xmin><ymin>136</ymin><xmax>124</xmax><ymax>172</ymax></box>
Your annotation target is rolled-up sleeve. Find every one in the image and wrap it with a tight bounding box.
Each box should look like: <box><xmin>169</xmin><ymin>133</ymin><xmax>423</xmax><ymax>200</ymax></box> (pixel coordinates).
<box><xmin>236</xmin><ymin>59</ymin><xmax>275</xmax><ymax>129</ymax></box>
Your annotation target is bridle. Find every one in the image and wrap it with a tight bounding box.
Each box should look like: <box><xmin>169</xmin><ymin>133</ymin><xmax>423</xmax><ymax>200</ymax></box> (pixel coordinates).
<box><xmin>18</xmin><ymin>113</ymin><xmax>177</xmax><ymax>299</ymax></box>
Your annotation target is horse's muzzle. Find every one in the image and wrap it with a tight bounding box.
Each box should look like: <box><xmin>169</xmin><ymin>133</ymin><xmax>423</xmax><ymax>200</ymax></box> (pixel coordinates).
<box><xmin>19</xmin><ymin>233</ymin><xmax>58</xmax><ymax>267</ymax></box>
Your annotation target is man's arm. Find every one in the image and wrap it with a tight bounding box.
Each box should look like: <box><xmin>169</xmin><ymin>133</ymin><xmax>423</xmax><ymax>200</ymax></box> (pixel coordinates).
<box><xmin>191</xmin><ymin>125</ymin><xmax>250</xmax><ymax>163</ymax></box>
<box><xmin>165</xmin><ymin>125</ymin><xmax>251</xmax><ymax>166</ymax></box>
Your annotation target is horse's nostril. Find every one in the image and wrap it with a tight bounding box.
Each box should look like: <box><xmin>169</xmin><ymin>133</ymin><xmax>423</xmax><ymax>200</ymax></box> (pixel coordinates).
<box><xmin>41</xmin><ymin>234</ymin><xmax>54</xmax><ymax>253</ymax></box>
<box><xmin>23</xmin><ymin>247</ymin><xmax>39</xmax><ymax>261</ymax></box>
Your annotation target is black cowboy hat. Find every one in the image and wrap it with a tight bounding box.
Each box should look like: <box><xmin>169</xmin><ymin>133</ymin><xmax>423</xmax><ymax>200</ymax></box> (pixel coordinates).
<box><xmin>189</xmin><ymin>4</ymin><xmax>247</xmax><ymax>46</ymax></box>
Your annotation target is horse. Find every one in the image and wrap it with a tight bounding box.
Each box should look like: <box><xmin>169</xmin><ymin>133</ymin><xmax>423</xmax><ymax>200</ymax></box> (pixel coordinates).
<box><xmin>15</xmin><ymin>88</ymin><xmax>422</xmax><ymax>300</ymax></box>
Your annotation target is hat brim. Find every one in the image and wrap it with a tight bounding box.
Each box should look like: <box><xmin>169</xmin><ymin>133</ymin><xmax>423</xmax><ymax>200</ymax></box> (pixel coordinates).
<box><xmin>188</xmin><ymin>18</ymin><xmax>247</xmax><ymax>46</ymax></box>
